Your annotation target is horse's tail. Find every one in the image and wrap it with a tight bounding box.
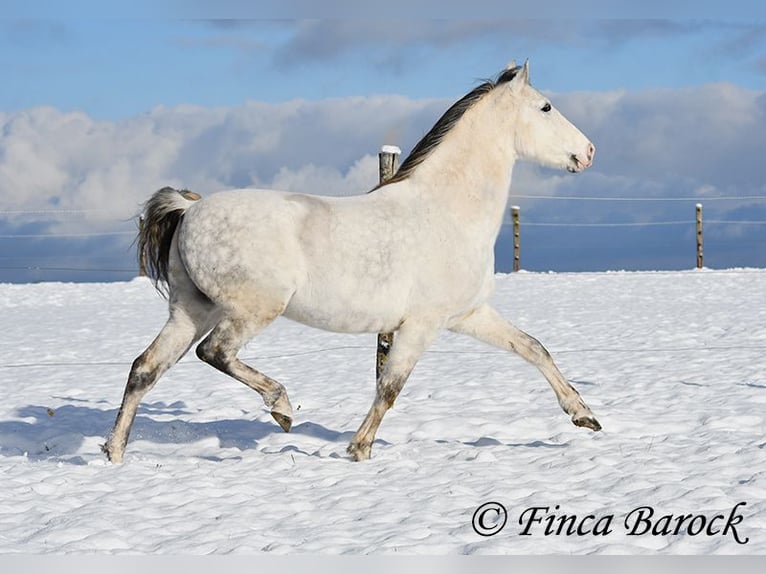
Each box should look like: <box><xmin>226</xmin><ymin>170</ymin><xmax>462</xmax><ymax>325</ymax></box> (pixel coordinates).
<box><xmin>138</xmin><ymin>186</ymin><xmax>201</xmax><ymax>293</ymax></box>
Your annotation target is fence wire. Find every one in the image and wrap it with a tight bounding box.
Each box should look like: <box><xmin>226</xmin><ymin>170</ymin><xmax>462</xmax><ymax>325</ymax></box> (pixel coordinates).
<box><xmin>1</xmin><ymin>196</ymin><xmax>764</xmax><ymax>276</ymax></box>
<box><xmin>513</xmin><ymin>194</ymin><xmax>766</xmax><ymax>202</ymax></box>
<box><xmin>2</xmin><ymin>341</ymin><xmax>766</xmax><ymax>372</ymax></box>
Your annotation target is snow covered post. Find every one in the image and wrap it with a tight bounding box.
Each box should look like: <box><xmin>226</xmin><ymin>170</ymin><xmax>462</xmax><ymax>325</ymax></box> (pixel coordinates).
<box><xmin>376</xmin><ymin>145</ymin><xmax>401</xmax><ymax>380</ymax></box>
<box><xmin>379</xmin><ymin>144</ymin><xmax>400</xmax><ymax>182</ymax></box>
<box><xmin>511</xmin><ymin>205</ymin><xmax>521</xmax><ymax>272</ymax></box>
<box><xmin>696</xmin><ymin>203</ymin><xmax>704</xmax><ymax>269</ymax></box>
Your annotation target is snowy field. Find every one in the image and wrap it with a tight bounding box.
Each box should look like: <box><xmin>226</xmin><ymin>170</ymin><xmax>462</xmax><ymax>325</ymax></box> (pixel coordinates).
<box><xmin>0</xmin><ymin>270</ymin><xmax>764</xmax><ymax>554</ymax></box>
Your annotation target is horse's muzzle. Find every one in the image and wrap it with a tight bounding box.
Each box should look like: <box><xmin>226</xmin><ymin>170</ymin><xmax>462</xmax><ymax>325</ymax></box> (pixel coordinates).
<box><xmin>568</xmin><ymin>143</ymin><xmax>595</xmax><ymax>173</ymax></box>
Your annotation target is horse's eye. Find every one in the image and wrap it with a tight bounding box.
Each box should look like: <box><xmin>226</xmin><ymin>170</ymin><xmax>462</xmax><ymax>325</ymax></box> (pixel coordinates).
<box><xmin>541</xmin><ymin>103</ymin><xmax>552</xmax><ymax>113</ymax></box>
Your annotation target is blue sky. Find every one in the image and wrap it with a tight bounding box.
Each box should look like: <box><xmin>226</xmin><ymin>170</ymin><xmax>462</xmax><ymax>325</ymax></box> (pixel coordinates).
<box><xmin>3</xmin><ymin>18</ymin><xmax>765</xmax><ymax>119</ymax></box>
<box><xmin>1</xmin><ymin>5</ymin><xmax>765</xmax><ymax>281</ymax></box>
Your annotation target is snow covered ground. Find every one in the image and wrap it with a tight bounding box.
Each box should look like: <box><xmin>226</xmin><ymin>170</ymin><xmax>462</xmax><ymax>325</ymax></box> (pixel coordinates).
<box><xmin>0</xmin><ymin>270</ymin><xmax>764</xmax><ymax>554</ymax></box>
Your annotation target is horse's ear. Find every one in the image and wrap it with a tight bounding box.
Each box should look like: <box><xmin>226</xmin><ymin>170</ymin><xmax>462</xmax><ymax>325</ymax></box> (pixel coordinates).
<box><xmin>518</xmin><ymin>59</ymin><xmax>530</xmax><ymax>84</ymax></box>
<box><xmin>508</xmin><ymin>58</ymin><xmax>529</xmax><ymax>91</ymax></box>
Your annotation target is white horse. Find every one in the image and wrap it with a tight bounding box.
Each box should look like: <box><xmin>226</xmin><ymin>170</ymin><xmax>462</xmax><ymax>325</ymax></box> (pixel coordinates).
<box><xmin>104</xmin><ymin>60</ymin><xmax>600</xmax><ymax>463</ymax></box>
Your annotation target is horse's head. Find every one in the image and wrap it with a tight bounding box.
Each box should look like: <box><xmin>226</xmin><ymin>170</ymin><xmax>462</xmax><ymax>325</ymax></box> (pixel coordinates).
<box><xmin>505</xmin><ymin>60</ymin><xmax>595</xmax><ymax>173</ymax></box>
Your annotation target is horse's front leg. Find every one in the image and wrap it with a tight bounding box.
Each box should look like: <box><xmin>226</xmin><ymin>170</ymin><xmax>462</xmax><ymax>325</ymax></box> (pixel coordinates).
<box><xmin>347</xmin><ymin>319</ymin><xmax>440</xmax><ymax>461</ymax></box>
<box><xmin>450</xmin><ymin>304</ymin><xmax>601</xmax><ymax>431</ymax></box>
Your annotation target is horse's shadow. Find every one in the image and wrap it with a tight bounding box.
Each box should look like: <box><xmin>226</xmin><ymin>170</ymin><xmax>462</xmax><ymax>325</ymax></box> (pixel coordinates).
<box><xmin>0</xmin><ymin>401</ymin><xmax>352</xmax><ymax>465</ymax></box>
<box><xmin>0</xmin><ymin>402</ymin><xmax>568</xmax><ymax>465</ymax></box>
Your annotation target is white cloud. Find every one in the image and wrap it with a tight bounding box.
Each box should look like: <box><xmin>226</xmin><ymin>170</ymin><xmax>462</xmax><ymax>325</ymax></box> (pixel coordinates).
<box><xmin>0</xmin><ymin>96</ymin><xmax>443</xmax><ymax>233</ymax></box>
<box><xmin>269</xmin><ymin>155</ymin><xmax>379</xmax><ymax>196</ymax></box>
<box><xmin>553</xmin><ymin>83</ymin><xmax>764</xmax><ymax>188</ymax></box>
<box><xmin>0</xmin><ymin>81</ymin><xmax>764</xmax><ymax>272</ymax></box>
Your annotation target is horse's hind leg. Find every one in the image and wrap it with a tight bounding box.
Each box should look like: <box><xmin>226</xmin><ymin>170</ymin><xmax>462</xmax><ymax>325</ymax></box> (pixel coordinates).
<box><xmin>195</xmin><ymin>311</ymin><xmax>294</xmax><ymax>432</ymax></box>
<box><xmin>104</xmin><ymin>303</ymin><xmax>212</xmax><ymax>463</ymax></box>
<box><xmin>451</xmin><ymin>304</ymin><xmax>601</xmax><ymax>431</ymax></box>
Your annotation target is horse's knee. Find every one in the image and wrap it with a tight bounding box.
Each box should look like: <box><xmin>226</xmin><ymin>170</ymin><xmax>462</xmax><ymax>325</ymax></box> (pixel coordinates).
<box><xmin>377</xmin><ymin>374</ymin><xmax>408</xmax><ymax>409</ymax></box>
<box><xmin>377</xmin><ymin>384</ymin><xmax>397</xmax><ymax>409</ymax></box>
<box><xmin>515</xmin><ymin>332</ymin><xmax>552</xmax><ymax>365</ymax></box>
<box><xmin>530</xmin><ymin>336</ymin><xmax>552</xmax><ymax>360</ymax></box>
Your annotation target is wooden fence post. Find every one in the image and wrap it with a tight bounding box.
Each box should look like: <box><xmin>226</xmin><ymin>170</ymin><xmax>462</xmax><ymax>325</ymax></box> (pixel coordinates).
<box><xmin>696</xmin><ymin>203</ymin><xmax>703</xmax><ymax>269</ymax></box>
<box><xmin>511</xmin><ymin>205</ymin><xmax>521</xmax><ymax>272</ymax></box>
<box><xmin>376</xmin><ymin>145</ymin><xmax>401</xmax><ymax>380</ymax></box>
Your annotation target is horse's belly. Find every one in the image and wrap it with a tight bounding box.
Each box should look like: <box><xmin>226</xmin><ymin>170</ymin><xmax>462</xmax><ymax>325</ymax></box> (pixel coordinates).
<box><xmin>283</xmin><ymin>292</ymin><xmax>403</xmax><ymax>334</ymax></box>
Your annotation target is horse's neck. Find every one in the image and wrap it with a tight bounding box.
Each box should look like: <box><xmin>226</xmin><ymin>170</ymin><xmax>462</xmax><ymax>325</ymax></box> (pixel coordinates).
<box><xmin>412</xmin><ymin>99</ymin><xmax>516</xmax><ymax>236</ymax></box>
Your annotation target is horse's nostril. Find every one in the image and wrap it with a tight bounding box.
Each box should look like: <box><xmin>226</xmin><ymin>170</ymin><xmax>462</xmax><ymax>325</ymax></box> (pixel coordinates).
<box><xmin>587</xmin><ymin>143</ymin><xmax>595</xmax><ymax>161</ymax></box>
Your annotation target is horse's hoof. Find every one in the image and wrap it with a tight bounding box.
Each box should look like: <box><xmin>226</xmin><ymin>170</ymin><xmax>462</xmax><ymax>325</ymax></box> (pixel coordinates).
<box><xmin>574</xmin><ymin>415</ymin><xmax>602</xmax><ymax>432</ymax></box>
<box><xmin>347</xmin><ymin>441</ymin><xmax>371</xmax><ymax>462</ymax></box>
<box><xmin>271</xmin><ymin>411</ymin><xmax>292</xmax><ymax>433</ymax></box>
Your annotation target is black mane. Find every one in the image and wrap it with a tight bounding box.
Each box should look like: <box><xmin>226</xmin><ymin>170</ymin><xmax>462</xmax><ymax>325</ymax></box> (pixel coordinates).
<box><xmin>372</xmin><ymin>65</ymin><xmax>521</xmax><ymax>190</ymax></box>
